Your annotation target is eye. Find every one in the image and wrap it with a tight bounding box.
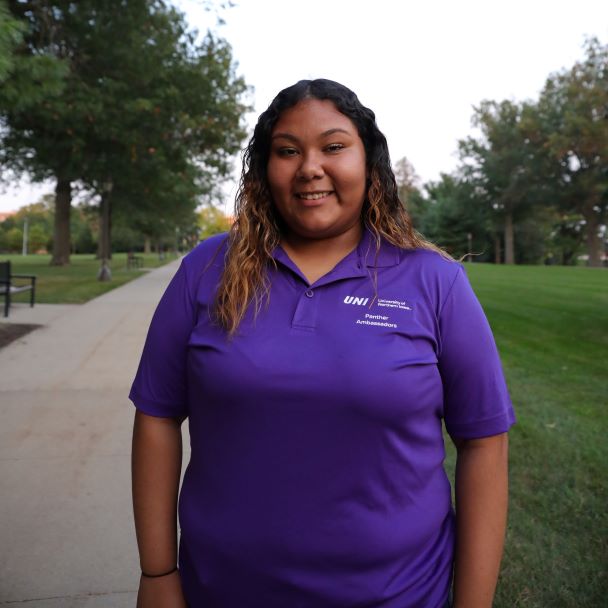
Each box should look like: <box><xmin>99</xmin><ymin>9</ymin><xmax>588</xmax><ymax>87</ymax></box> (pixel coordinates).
<box><xmin>325</xmin><ymin>143</ymin><xmax>345</xmax><ymax>153</ymax></box>
<box><xmin>276</xmin><ymin>147</ymin><xmax>298</xmax><ymax>157</ymax></box>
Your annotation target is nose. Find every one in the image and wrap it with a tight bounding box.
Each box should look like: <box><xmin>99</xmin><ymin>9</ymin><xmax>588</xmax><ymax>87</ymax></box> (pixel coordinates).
<box><xmin>296</xmin><ymin>151</ymin><xmax>324</xmax><ymax>181</ymax></box>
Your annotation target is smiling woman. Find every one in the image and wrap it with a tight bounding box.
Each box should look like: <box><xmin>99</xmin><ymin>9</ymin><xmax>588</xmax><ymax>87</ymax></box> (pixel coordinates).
<box><xmin>130</xmin><ymin>79</ymin><xmax>515</xmax><ymax>608</ymax></box>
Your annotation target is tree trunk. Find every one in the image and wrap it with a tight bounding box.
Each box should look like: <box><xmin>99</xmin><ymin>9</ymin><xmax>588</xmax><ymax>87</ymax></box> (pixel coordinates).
<box><xmin>504</xmin><ymin>212</ymin><xmax>515</xmax><ymax>264</ymax></box>
<box><xmin>51</xmin><ymin>178</ymin><xmax>71</xmax><ymax>266</ymax></box>
<box><xmin>494</xmin><ymin>235</ymin><xmax>501</xmax><ymax>264</ymax></box>
<box><xmin>97</xmin><ymin>183</ymin><xmax>113</xmax><ymax>281</ymax></box>
<box><xmin>144</xmin><ymin>236</ymin><xmax>151</xmax><ymax>254</ymax></box>
<box><xmin>583</xmin><ymin>207</ymin><xmax>602</xmax><ymax>267</ymax></box>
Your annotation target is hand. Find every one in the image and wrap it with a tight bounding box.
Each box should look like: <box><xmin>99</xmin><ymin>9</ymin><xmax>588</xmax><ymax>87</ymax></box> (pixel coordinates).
<box><xmin>136</xmin><ymin>571</ymin><xmax>187</xmax><ymax>608</ymax></box>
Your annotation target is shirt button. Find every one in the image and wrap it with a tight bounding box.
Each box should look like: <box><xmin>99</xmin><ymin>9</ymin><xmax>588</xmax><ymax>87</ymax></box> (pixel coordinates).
<box><xmin>305</xmin><ymin>289</ymin><xmax>314</xmax><ymax>298</ymax></box>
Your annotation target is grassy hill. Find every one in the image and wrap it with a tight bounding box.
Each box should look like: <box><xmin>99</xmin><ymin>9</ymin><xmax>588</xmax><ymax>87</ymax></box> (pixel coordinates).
<box><xmin>451</xmin><ymin>263</ymin><xmax>607</xmax><ymax>607</ymax></box>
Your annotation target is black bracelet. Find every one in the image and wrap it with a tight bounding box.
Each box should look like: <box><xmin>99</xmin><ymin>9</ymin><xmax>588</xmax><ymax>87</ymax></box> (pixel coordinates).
<box><xmin>141</xmin><ymin>566</ymin><xmax>178</xmax><ymax>578</ymax></box>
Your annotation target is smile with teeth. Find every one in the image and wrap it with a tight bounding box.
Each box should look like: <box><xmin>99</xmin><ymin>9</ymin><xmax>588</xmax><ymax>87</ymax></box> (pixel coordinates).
<box><xmin>296</xmin><ymin>191</ymin><xmax>333</xmax><ymax>200</ymax></box>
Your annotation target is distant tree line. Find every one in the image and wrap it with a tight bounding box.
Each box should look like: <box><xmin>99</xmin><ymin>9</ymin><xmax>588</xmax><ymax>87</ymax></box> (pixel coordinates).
<box><xmin>396</xmin><ymin>38</ymin><xmax>607</xmax><ymax>266</ymax></box>
<box><xmin>0</xmin><ymin>0</ymin><xmax>248</xmax><ymax>275</ymax></box>
<box><xmin>0</xmin><ymin>193</ymin><xmax>232</xmax><ymax>255</ymax></box>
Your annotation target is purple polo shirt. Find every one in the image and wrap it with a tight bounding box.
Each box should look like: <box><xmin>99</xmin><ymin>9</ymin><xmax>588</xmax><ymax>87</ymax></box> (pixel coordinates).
<box><xmin>130</xmin><ymin>230</ymin><xmax>515</xmax><ymax>608</ymax></box>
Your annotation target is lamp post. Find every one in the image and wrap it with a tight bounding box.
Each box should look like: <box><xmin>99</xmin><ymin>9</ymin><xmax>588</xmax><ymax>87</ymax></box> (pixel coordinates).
<box><xmin>97</xmin><ymin>178</ymin><xmax>113</xmax><ymax>281</ymax></box>
<box><xmin>22</xmin><ymin>218</ymin><xmax>29</xmax><ymax>256</ymax></box>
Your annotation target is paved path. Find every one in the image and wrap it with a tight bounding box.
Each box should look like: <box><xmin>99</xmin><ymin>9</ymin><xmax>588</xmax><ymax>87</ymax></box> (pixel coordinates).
<box><xmin>0</xmin><ymin>260</ymin><xmax>183</xmax><ymax>606</ymax></box>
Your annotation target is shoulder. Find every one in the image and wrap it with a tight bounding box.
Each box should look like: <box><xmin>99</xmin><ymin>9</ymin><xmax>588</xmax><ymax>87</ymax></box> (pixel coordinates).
<box><xmin>379</xmin><ymin>245</ymin><xmax>467</xmax><ymax>316</ymax></box>
<box><xmin>173</xmin><ymin>233</ymin><xmax>229</xmax><ymax>300</ymax></box>
<box><xmin>399</xmin><ymin>247</ymin><xmax>463</xmax><ymax>285</ymax></box>
<box><xmin>182</xmin><ymin>232</ymin><xmax>229</xmax><ymax>273</ymax></box>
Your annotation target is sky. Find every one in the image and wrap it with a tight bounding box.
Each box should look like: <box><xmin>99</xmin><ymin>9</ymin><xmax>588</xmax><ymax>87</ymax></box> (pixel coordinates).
<box><xmin>1</xmin><ymin>0</ymin><xmax>607</xmax><ymax>214</ymax></box>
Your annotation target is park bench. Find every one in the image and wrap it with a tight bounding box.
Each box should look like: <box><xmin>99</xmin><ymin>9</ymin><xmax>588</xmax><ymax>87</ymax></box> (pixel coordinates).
<box><xmin>0</xmin><ymin>260</ymin><xmax>36</xmax><ymax>318</ymax></box>
<box><xmin>127</xmin><ymin>252</ymin><xmax>144</xmax><ymax>269</ymax></box>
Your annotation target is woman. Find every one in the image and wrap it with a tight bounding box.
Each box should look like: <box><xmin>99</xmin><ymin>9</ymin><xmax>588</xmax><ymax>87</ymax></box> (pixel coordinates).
<box><xmin>130</xmin><ymin>79</ymin><xmax>515</xmax><ymax>608</ymax></box>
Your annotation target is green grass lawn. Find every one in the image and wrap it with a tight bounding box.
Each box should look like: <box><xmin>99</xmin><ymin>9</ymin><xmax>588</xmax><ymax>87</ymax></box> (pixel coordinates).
<box><xmin>3</xmin><ymin>252</ymin><xmax>177</xmax><ymax>303</ymax></box>
<box><xmin>444</xmin><ymin>263</ymin><xmax>608</xmax><ymax>607</ymax></box>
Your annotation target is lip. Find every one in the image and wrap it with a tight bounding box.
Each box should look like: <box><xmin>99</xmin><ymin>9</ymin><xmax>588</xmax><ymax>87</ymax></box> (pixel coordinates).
<box><xmin>294</xmin><ymin>191</ymin><xmax>334</xmax><ymax>206</ymax></box>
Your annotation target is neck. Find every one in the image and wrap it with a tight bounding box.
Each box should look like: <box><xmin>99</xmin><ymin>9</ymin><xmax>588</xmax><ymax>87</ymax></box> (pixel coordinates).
<box><xmin>281</xmin><ymin>223</ymin><xmax>363</xmax><ymax>259</ymax></box>
<box><xmin>280</xmin><ymin>224</ymin><xmax>364</xmax><ymax>284</ymax></box>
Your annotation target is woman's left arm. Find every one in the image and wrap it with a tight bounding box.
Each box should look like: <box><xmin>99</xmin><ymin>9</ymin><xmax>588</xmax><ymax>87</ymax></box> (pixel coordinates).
<box><xmin>451</xmin><ymin>432</ymin><xmax>509</xmax><ymax>608</ymax></box>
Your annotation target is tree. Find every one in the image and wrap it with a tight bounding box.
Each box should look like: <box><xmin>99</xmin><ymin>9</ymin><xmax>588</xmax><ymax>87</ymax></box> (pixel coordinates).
<box><xmin>394</xmin><ymin>156</ymin><xmax>428</xmax><ymax>230</ymax></box>
<box><xmin>76</xmin><ymin>6</ymin><xmax>247</xmax><ymax>277</ymax></box>
<box><xmin>532</xmin><ymin>37</ymin><xmax>608</xmax><ymax>266</ymax></box>
<box><xmin>1</xmin><ymin>0</ymin><xmax>98</xmax><ymax>265</ymax></box>
<box><xmin>28</xmin><ymin>224</ymin><xmax>47</xmax><ymax>252</ymax></box>
<box><xmin>0</xmin><ymin>0</ymin><xmax>67</xmax><ymax>257</ymax></box>
<box><xmin>198</xmin><ymin>205</ymin><xmax>232</xmax><ymax>240</ymax></box>
<box><xmin>1</xmin><ymin>1</ymin><xmax>248</xmax><ymax>270</ymax></box>
<box><xmin>545</xmin><ymin>211</ymin><xmax>585</xmax><ymax>265</ymax></box>
<box><xmin>6</xmin><ymin>226</ymin><xmax>22</xmax><ymax>251</ymax></box>
<box><xmin>458</xmin><ymin>100</ymin><xmax>544</xmax><ymax>264</ymax></box>
<box><xmin>422</xmin><ymin>173</ymin><xmax>492</xmax><ymax>260</ymax></box>
<box><xmin>0</xmin><ymin>0</ymin><xmax>22</xmax><ymax>82</ymax></box>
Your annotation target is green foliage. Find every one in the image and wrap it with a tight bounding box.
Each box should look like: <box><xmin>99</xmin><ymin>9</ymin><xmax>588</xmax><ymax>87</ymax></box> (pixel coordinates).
<box><xmin>545</xmin><ymin>212</ymin><xmax>585</xmax><ymax>265</ymax></box>
<box><xmin>197</xmin><ymin>205</ymin><xmax>231</xmax><ymax>240</ymax></box>
<box><xmin>70</xmin><ymin>3</ymin><xmax>249</xmax><ymax>259</ymax></box>
<box><xmin>458</xmin><ymin>99</ymin><xmax>547</xmax><ymax>263</ymax></box>
<box><xmin>403</xmin><ymin>37</ymin><xmax>608</xmax><ymax>266</ymax></box>
<box><xmin>13</xmin><ymin>200</ymin><xmax>53</xmax><ymax>231</ymax></box>
<box><xmin>27</xmin><ymin>224</ymin><xmax>47</xmax><ymax>252</ymax></box>
<box><xmin>421</xmin><ymin>173</ymin><xmax>493</xmax><ymax>260</ymax></box>
<box><xmin>0</xmin><ymin>0</ymin><xmax>23</xmax><ymax>82</ymax></box>
<box><xmin>0</xmin><ymin>2</ymin><xmax>68</xmax><ymax>178</ymax></box>
<box><xmin>0</xmin><ymin>0</ymin><xmax>249</xmax><ymax>265</ymax></box>
<box><xmin>111</xmin><ymin>222</ymin><xmax>144</xmax><ymax>253</ymax></box>
<box><xmin>531</xmin><ymin>37</ymin><xmax>608</xmax><ymax>266</ymax></box>
<box><xmin>69</xmin><ymin>205</ymin><xmax>96</xmax><ymax>254</ymax></box>
<box><xmin>5</xmin><ymin>225</ymin><xmax>22</xmax><ymax>251</ymax></box>
<box><xmin>0</xmin><ymin>196</ymin><xmax>101</xmax><ymax>254</ymax></box>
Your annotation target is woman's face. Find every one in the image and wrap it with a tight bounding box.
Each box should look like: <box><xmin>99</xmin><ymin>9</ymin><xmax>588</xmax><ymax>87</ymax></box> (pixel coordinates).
<box><xmin>267</xmin><ymin>99</ymin><xmax>367</xmax><ymax>243</ymax></box>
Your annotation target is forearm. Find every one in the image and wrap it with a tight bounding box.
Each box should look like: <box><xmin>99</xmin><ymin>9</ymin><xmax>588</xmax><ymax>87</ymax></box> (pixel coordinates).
<box><xmin>132</xmin><ymin>410</ymin><xmax>183</xmax><ymax>574</ymax></box>
<box><xmin>452</xmin><ymin>433</ymin><xmax>509</xmax><ymax>608</ymax></box>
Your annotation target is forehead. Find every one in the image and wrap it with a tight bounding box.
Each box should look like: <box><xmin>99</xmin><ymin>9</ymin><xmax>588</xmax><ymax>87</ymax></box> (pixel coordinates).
<box><xmin>272</xmin><ymin>99</ymin><xmax>359</xmax><ymax>137</ymax></box>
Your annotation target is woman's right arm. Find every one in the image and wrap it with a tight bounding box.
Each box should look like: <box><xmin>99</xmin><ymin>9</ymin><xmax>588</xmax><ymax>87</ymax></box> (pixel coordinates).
<box><xmin>132</xmin><ymin>410</ymin><xmax>187</xmax><ymax>607</ymax></box>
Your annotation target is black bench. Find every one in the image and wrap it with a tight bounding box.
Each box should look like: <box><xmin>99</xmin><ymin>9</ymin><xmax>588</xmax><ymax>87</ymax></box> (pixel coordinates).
<box><xmin>0</xmin><ymin>261</ymin><xmax>36</xmax><ymax>317</ymax></box>
<box><xmin>127</xmin><ymin>252</ymin><xmax>144</xmax><ymax>269</ymax></box>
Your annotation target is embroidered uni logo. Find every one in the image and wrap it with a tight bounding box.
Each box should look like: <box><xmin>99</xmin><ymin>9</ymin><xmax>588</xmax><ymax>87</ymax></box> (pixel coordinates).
<box><xmin>344</xmin><ymin>296</ymin><xmax>369</xmax><ymax>306</ymax></box>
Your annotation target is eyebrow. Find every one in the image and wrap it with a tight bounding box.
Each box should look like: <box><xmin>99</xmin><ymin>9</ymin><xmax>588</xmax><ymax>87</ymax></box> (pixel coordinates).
<box><xmin>271</xmin><ymin>128</ymin><xmax>352</xmax><ymax>141</ymax></box>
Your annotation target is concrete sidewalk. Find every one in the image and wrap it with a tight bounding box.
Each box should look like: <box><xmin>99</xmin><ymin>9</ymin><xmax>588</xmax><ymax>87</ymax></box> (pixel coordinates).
<box><xmin>1</xmin><ymin>259</ymin><xmax>183</xmax><ymax>606</ymax></box>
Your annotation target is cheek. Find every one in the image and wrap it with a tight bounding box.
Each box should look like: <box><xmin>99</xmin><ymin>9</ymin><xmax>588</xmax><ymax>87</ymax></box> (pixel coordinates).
<box><xmin>267</xmin><ymin>161</ymin><xmax>291</xmax><ymax>195</ymax></box>
<box><xmin>342</xmin><ymin>161</ymin><xmax>368</xmax><ymax>200</ymax></box>
<box><xmin>337</xmin><ymin>151</ymin><xmax>367</xmax><ymax>193</ymax></box>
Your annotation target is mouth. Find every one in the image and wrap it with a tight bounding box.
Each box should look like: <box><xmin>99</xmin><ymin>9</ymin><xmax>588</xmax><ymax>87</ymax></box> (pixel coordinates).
<box><xmin>295</xmin><ymin>191</ymin><xmax>333</xmax><ymax>201</ymax></box>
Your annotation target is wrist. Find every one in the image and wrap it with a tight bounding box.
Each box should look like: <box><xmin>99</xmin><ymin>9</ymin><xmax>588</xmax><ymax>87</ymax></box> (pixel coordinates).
<box><xmin>141</xmin><ymin>566</ymin><xmax>178</xmax><ymax>578</ymax></box>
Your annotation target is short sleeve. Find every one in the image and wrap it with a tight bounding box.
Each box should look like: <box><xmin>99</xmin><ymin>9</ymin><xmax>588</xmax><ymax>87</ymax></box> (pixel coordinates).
<box><xmin>129</xmin><ymin>260</ymin><xmax>195</xmax><ymax>418</ymax></box>
<box><xmin>438</xmin><ymin>267</ymin><xmax>515</xmax><ymax>439</ymax></box>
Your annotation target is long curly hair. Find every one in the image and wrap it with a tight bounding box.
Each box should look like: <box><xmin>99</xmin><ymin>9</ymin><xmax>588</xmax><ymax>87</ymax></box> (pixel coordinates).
<box><xmin>215</xmin><ymin>79</ymin><xmax>448</xmax><ymax>334</ymax></box>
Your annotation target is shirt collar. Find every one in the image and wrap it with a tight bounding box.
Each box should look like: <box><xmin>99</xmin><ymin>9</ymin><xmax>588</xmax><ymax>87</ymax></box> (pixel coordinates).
<box><xmin>271</xmin><ymin>226</ymin><xmax>401</xmax><ymax>284</ymax></box>
<box><xmin>356</xmin><ymin>227</ymin><xmax>402</xmax><ymax>268</ymax></box>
